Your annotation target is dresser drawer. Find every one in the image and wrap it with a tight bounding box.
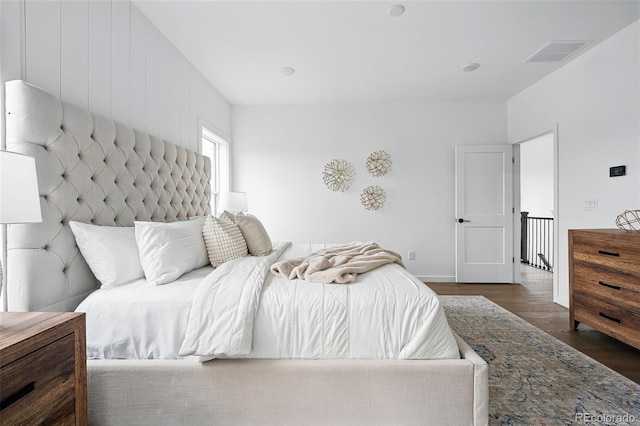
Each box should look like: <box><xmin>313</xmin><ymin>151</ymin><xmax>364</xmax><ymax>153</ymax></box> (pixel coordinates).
<box><xmin>573</xmin><ymin>262</ymin><xmax>640</xmax><ymax>311</ymax></box>
<box><xmin>573</xmin><ymin>294</ymin><xmax>640</xmax><ymax>347</ymax></box>
<box><xmin>0</xmin><ymin>333</ymin><xmax>76</xmax><ymax>425</ymax></box>
<box><xmin>572</xmin><ymin>235</ymin><xmax>640</xmax><ymax>274</ymax></box>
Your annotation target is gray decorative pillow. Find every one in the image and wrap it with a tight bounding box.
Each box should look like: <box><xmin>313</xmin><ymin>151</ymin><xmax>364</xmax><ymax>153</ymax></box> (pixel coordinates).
<box><xmin>224</xmin><ymin>212</ymin><xmax>272</xmax><ymax>256</ymax></box>
<box><xmin>202</xmin><ymin>215</ymin><xmax>248</xmax><ymax>267</ymax></box>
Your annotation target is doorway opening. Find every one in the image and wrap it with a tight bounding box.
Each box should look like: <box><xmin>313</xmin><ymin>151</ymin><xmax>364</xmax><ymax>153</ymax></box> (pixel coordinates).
<box><xmin>516</xmin><ymin>132</ymin><xmax>555</xmax><ymax>290</ymax></box>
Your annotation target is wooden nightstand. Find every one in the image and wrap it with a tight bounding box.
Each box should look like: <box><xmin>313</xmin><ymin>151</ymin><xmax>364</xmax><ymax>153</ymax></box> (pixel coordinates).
<box><xmin>0</xmin><ymin>312</ymin><xmax>87</xmax><ymax>425</ymax></box>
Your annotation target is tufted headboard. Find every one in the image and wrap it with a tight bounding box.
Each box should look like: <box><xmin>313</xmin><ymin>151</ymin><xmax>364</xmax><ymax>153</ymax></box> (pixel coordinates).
<box><xmin>4</xmin><ymin>80</ymin><xmax>211</xmax><ymax>312</ymax></box>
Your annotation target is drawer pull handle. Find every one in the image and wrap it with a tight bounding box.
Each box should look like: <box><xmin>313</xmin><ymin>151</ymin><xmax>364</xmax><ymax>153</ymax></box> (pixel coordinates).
<box><xmin>598</xmin><ymin>250</ymin><xmax>620</xmax><ymax>257</ymax></box>
<box><xmin>598</xmin><ymin>281</ymin><xmax>621</xmax><ymax>291</ymax></box>
<box><xmin>599</xmin><ymin>312</ymin><xmax>621</xmax><ymax>324</ymax></box>
<box><xmin>0</xmin><ymin>381</ymin><xmax>35</xmax><ymax>411</ymax></box>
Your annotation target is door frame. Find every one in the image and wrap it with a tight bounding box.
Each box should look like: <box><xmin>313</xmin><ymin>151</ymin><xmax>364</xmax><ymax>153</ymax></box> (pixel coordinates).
<box><xmin>512</xmin><ymin>126</ymin><xmax>560</xmax><ymax>304</ymax></box>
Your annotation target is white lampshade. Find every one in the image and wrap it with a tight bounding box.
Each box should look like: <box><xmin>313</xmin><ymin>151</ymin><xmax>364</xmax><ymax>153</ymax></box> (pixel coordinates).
<box><xmin>219</xmin><ymin>192</ymin><xmax>248</xmax><ymax>213</ymax></box>
<box><xmin>0</xmin><ymin>151</ymin><xmax>42</xmax><ymax>224</ymax></box>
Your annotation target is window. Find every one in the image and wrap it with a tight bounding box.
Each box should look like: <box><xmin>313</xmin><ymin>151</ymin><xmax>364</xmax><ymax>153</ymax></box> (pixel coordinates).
<box><xmin>201</xmin><ymin>126</ymin><xmax>229</xmax><ymax>214</ymax></box>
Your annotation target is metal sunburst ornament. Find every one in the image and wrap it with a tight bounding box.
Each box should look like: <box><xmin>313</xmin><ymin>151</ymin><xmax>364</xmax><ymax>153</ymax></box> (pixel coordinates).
<box><xmin>366</xmin><ymin>150</ymin><xmax>392</xmax><ymax>177</ymax></box>
<box><xmin>360</xmin><ymin>185</ymin><xmax>386</xmax><ymax>210</ymax></box>
<box><xmin>322</xmin><ymin>159</ymin><xmax>355</xmax><ymax>192</ymax></box>
<box><xmin>616</xmin><ymin>209</ymin><xmax>640</xmax><ymax>232</ymax></box>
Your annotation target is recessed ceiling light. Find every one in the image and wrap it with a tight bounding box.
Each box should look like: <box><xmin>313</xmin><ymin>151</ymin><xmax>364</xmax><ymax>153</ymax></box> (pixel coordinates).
<box><xmin>280</xmin><ymin>67</ymin><xmax>295</xmax><ymax>76</ymax></box>
<box><xmin>461</xmin><ymin>63</ymin><xmax>480</xmax><ymax>72</ymax></box>
<box><xmin>388</xmin><ymin>4</ymin><xmax>405</xmax><ymax>17</ymax></box>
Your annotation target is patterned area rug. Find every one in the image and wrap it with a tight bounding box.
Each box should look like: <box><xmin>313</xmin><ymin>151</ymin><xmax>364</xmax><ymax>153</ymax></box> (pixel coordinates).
<box><xmin>439</xmin><ymin>296</ymin><xmax>640</xmax><ymax>426</ymax></box>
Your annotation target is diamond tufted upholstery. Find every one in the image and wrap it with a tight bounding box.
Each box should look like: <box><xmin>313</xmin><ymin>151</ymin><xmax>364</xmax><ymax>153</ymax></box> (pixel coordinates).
<box><xmin>4</xmin><ymin>80</ymin><xmax>210</xmax><ymax>311</ymax></box>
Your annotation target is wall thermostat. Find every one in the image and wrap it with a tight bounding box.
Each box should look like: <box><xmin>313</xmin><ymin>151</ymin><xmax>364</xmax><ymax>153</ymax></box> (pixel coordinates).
<box><xmin>610</xmin><ymin>165</ymin><xmax>626</xmax><ymax>177</ymax></box>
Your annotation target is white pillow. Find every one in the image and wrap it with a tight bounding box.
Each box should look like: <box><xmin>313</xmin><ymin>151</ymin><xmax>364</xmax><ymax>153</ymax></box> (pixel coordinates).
<box><xmin>135</xmin><ymin>217</ymin><xmax>209</xmax><ymax>285</ymax></box>
<box><xmin>69</xmin><ymin>221</ymin><xmax>144</xmax><ymax>288</ymax></box>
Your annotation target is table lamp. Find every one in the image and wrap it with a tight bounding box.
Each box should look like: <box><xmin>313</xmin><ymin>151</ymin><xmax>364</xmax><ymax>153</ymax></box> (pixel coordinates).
<box><xmin>1</xmin><ymin>151</ymin><xmax>42</xmax><ymax>311</ymax></box>
<box><xmin>218</xmin><ymin>192</ymin><xmax>248</xmax><ymax>214</ymax></box>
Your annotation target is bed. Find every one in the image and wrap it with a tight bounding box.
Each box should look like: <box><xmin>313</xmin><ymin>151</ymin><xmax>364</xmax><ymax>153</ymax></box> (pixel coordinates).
<box><xmin>4</xmin><ymin>79</ymin><xmax>488</xmax><ymax>425</ymax></box>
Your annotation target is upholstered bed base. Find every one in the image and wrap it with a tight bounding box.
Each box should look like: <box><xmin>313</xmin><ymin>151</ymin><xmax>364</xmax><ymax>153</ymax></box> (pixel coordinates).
<box><xmin>88</xmin><ymin>333</ymin><xmax>488</xmax><ymax>426</ymax></box>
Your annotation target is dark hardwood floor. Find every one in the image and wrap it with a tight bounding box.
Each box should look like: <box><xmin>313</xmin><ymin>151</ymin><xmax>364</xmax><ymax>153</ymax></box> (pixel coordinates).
<box><xmin>427</xmin><ymin>265</ymin><xmax>640</xmax><ymax>385</ymax></box>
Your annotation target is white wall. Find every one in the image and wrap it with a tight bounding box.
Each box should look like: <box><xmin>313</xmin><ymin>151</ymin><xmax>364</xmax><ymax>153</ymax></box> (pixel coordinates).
<box><xmin>0</xmin><ymin>0</ymin><xmax>231</xmax><ymax>153</ymax></box>
<box><xmin>508</xmin><ymin>20</ymin><xmax>640</xmax><ymax>306</ymax></box>
<box><xmin>233</xmin><ymin>102</ymin><xmax>506</xmax><ymax>280</ymax></box>
<box><xmin>520</xmin><ymin>133</ymin><xmax>554</xmax><ymax>217</ymax></box>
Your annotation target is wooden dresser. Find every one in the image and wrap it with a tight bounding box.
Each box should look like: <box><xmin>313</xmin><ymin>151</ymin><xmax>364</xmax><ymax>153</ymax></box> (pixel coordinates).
<box><xmin>569</xmin><ymin>229</ymin><xmax>640</xmax><ymax>350</ymax></box>
<box><xmin>0</xmin><ymin>312</ymin><xmax>87</xmax><ymax>425</ymax></box>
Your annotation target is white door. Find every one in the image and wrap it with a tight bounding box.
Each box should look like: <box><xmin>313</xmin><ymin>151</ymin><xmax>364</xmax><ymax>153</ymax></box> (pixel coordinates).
<box><xmin>455</xmin><ymin>145</ymin><xmax>513</xmax><ymax>283</ymax></box>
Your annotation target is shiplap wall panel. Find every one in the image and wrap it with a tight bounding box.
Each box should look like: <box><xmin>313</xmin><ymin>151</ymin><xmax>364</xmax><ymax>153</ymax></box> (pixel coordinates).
<box><xmin>88</xmin><ymin>0</ymin><xmax>111</xmax><ymax>118</ymax></box>
<box><xmin>199</xmin><ymin>75</ymin><xmax>209</xmax><ymax>126</ymax></box>
<box><xmin>1</xmin><ymin>0</ymin><xmax>25</xmax><ymax>150</ymax></box>
<box><xmin>2</xmin><ymin>0</ymin><xmax>231</xmax><ymax>153</ymax></box>
<box><xmin>189</xmin><ymin>68</ymin><xmax>202</xmax><ymax>147</ymax></box>
<box><xmin>158</xmin><ymin>33</ymin><xmax>172</xmax><ymax>141</ymax></box>
<box><xmin>181</xmin><ymin>54</ymin><xmax>191</xmax><ymax>150</ymax></box>
<box><xmin>25</xmin><ymin>0</ymin><xmax>60</xmax><ymax>98</ymax></box>
<box><xmin>171</xmin><ymin>47</ymin><xmax>182</xmax><ymax>145</ymax></box>
<box><xmin>207</xmin><ymin>85</ymin><xmax>215</xmax><ymax>131</ymax></box>
<box><xmin>0</xmin><ymin>1</ymin><xmax>23</xmax><ymax>82</ymax></box>
<box><xmin>111</xmin><ymin>0</ymin><xmax>130</xmax><ymax>125</ymax></box>
<box><xmin>145</xmin><ymin>22</ymin><xmax>161</xmax><ymax>136</ymax></box>
<box><xmin>213</xmin><ymin>86</ymin><xmax>231</xmax><ymax>138</ymax></box>
<box><xmin>129</xmin><ymin>3</ymin><xmax>146</xmax><ymax>132</ymax></box>
<box><xmin>200</xmin><ymin>74</ymin><xmax>212</xmax><ymax>138</ymax></box>
<box><xmin>61</xmin><ymin>0</ymin><xmax>88</xmax><ymax>109</ymax></box>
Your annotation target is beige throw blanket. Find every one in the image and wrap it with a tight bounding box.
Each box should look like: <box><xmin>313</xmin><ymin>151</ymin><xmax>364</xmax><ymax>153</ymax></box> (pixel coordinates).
<box><xmin>270</xmin><ymin>242</ymin><xmax>404</xmax><ymax>284</ymax></box>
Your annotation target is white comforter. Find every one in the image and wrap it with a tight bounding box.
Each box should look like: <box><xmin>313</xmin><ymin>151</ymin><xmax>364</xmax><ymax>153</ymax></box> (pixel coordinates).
<box><xmin>179</xmin><ymin>242</ymin><xmax>290</xmax><ymax>357</ymax></box>
<box><xmin>77</xmin><ymin>243</ymin><xmax>459</xmax><ymax>360</ymax></box>
<box><xmin>180</xmin><ymin>242</ymin><xmax>459</xmax><ymax>360</ymax></box>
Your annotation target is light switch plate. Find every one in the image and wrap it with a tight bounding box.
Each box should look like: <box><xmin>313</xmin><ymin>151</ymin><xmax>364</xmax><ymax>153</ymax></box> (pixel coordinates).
<box><xmin>583</xmin><ymin>199</ymin><xmax>598</xmax><ymax>211</ymax></box>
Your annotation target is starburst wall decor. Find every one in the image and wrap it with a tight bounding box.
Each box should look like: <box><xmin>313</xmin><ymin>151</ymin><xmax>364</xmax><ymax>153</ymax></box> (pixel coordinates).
<box><xmin>322</xmin><ymin>159</ymin><xmax>355</xmax><ymax>192</ymax></box>
<box><xmin>366</xmin><ymin>150</ymin><xmax>392</xmax><ymax>177</ymax></box>
<box><xmin>360</xmin><ymin>185</ymin><xmax>386</xmax><ymax>210</ymax></box>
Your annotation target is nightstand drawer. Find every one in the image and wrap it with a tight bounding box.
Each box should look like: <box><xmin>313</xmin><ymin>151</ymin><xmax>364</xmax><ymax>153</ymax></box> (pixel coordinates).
<box><xmin>572</xmin><ymin>235</ymin><xmax>640</xmax><ymax>274</ymax></box>
<box><xmin>573</xmin><ymin>262</ymin><xmax>640</xmax><ymax>311</ymax></box>
<box><xmin>1</xmin><ymin>333</ymin><xmax>76</xmax><ymax>425</ymax></box>
<box><xmin>574</xmin><ymin>293</ymin><xmax>640</xmax><ymax>348</ymax></box>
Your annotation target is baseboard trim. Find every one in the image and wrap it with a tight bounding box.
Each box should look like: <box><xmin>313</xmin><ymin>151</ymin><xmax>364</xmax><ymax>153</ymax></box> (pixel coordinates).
<box><xmin>417</xmin><ymin>275</ymin><xmax>456</xmax><ymax>282</ymax></box>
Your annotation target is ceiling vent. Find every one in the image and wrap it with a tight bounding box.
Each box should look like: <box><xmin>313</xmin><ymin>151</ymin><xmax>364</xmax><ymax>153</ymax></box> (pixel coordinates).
<box><xmin>525</xmin><ymin>40</ymin><xmax>592</xmax><ymax>63</ymax></box>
